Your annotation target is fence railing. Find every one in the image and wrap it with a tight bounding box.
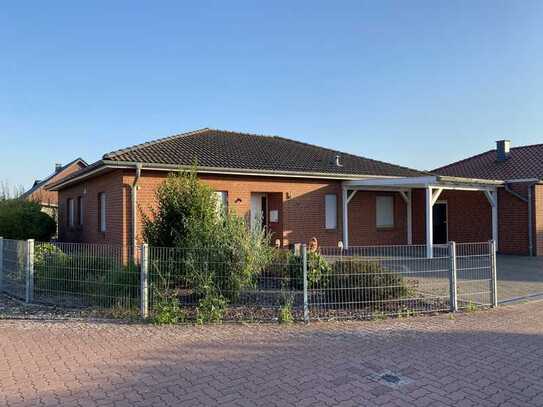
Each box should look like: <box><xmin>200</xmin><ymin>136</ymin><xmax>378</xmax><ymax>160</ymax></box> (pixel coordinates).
<box><xmin>0</xmin><ymin>237</ymin><xmax>497</xmax><ymax>322</ymax></box>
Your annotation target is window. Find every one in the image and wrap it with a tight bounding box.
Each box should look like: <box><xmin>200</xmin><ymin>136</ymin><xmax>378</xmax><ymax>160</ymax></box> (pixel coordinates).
<box><xmin>376</xmin><ymin>196</ymin><xmax>394</xmax><ymax>228</ymax></box>
<box><xmin>68</xmin><ymin>199</ymin><xmax>75</xmax><ymax>228</ymax></box>
<box><xmin>215</xmin><ymin>191</ymin><xmax>228</xmax><ymax>215</ymax></box>
<box><xmin>98</xmin><ymin>193</ymin><xmax>107</xmax><ymax>232</ymax></box>
<box><xmin>77</xmin><ymin>196</ymin><xmax>83</xmax><ymax>226</ymax></box>
<box><xmin>325</xmin><ymin>194</ymin><xmax>337</xmax><ymax>229</ymax></box>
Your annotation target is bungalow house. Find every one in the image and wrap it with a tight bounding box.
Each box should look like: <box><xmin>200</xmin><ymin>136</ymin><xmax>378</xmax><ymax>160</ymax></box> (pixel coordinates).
<box><xmin>434</xmin><ymin>140</ymin><xmax>543</xmax><ymax>256</ymax></box>
<box><xmin>48</xmin><ymin>129</ymin><xmax>501</xmax><ymax>256</ymax></box>
<box><xmin>21</xmin><ymin>158</ymin><xmax>88</xmax><ymax>220</ymax></box>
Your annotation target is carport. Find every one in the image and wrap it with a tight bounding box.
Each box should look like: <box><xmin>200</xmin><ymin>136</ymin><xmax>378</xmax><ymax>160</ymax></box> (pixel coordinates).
<box><xmin>341</xmin><ymin>175</ymin><xmax>502</xmax><ymax>255</ymax></box>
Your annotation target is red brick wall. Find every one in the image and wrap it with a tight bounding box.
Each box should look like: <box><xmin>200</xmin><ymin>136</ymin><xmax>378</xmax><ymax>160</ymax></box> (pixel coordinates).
<box><xmin>411</xmin><ymin>189</ymin><xmax>425</xmax><ymax>244</ymax></box>
<box><xmin>347</xmin><ymin>191</ymin><xmax>408</xmax><ymax>245</ymax></box>
<box><xmin>411</xmin><ymin>189</ymin><xmax>493</xmax><ymax>246</ymax></box>
<box><xmin>440</xmin><ymin>190</ymin><xmax>492</xmax><ymax>243</ymax></box>
<box><xmin>60</xmin><ymin>168</ymin><xmax>534</xmax><ymax>254</ymax></box>
<box><xmin>58</xmin><ymin>170</ymin><xmax>125</xmax><ymax>245</ymax></box>
<box><xmin>122</xmin><ymin>170</ymin><xmax>345</xmax><ymax>248</ymax></box>
<box><xmin>534</xmin><ymin>184</ymin><xmax>543</xmax><ymax>256</ymax></box>
<box><xmin>498</xmin><ymin>186</ymin><xmax>530</xmax><ymax>255</ymax></box>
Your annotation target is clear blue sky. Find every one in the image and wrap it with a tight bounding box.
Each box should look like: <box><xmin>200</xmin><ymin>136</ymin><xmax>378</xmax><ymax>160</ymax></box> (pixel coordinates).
<box><xmin>1</xmin><ymin>1</ymin><xmax>542</xmax><ymax>189</ymax></box>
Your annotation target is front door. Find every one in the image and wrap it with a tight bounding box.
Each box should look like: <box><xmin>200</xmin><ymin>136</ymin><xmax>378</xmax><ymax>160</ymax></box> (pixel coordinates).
<box><xmin>433</xmin><ymin>202</ymin><xmax>448</xmax><ymax>244</ymax></box>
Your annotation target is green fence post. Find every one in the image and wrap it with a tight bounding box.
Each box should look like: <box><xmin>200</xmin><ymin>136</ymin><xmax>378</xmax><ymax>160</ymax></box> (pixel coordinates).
<box><xmin>302</xmin><ymin>244</ymin><xmax>309</xmax><ymax>323</ymax></box>
<box><xmin>490</xmin><ymin>240</ymin><xmax>498</xmax><ymax>308</ymax></box>
<box><xmin>25</xmin><ymin>239</ymin><xmax>34</xmax><ymax>304</ymax></box>
<box><xmin>140</xmin><ymin>244</ymin><xmax>149</xmax><ymax>319</ymax></box>
<box><xmin>448</xmin><ymin>241</ymin><xmax>457</xmax><ymax>312</ymax></box>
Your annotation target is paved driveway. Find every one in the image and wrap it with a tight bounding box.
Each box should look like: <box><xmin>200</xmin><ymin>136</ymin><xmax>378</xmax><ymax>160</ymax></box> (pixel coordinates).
<box><xmin>2</xmin><ymin>301</ymin><xmax>543</xmax><ymax>407</ymax></box>
<box><xmin>498</xmin><ymin>255</ymin><xmax>543</xmax><ymax>303</ymax></box>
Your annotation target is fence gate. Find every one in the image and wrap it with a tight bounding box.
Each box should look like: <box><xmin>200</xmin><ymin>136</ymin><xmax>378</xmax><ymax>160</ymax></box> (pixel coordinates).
<box><xmin>455</xmin><ymin>241</ymin><xmax>497</xmax><ymax>309</ymax></box>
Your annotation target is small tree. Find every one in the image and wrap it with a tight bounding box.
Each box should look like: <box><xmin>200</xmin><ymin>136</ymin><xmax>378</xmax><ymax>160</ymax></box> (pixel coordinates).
<box><xmin>0</xmin><ymin>199</ymin><xmax>56</xmax><ymax>241</ymax></box>
<box><xmin>143</xmin><ymin>171</ymin><xmax>274</xmax><ymax>319</ymax></box>
<box><xmin>142</xmin><ymin>170</ymin><xmax>219</xmax><ymax>248</ymax></box>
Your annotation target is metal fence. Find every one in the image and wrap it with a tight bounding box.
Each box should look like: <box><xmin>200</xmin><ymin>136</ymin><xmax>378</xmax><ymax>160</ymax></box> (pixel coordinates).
<box><xmin>316</xmin><ymin>244</ymin><xmax>452</xmax><ymax>319</ymax></box>
<box><xmin>146</xmin><ymin>246</ymin><xmax>303</xmax><ymax>321</ymax></box>
<box><xmin>0</xmin><ymin>238</ymin><xmax>27</xmax><ymax>300</ymax></box>
<box><xmin>0</xmin><ymin>237</ymin><xmax>497</xmax><ymax>322</ymax></box>
<box><xmin>32</xmin><ymin>242</ymin><xmax>140</xmax><ymax>313</ymax></box>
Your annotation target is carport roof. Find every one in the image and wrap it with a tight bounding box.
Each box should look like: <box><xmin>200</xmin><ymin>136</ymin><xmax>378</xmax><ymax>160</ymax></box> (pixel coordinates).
<box><xmin>343</xmin><ymin>175</ymin><xmax>503</xmax><ymax>190</ymax></box>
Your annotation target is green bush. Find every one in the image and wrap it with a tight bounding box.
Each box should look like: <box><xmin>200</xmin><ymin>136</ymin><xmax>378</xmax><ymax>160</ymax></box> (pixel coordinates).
<box><xmin>278</xmin><ymin>303</ymin><xmax>293</xmax><ymax>324</ymax></box>
<box><xmin>328</xmin><ymin>260</ymin><xmax>410</xmax><ymax>304</ymax></box>
<box><xmin>0</xmin><ymin>199</ymin><xmax>56</xmax><ymax>241</ymax></box>
<box><xmin>143</xmin><ymin>170</ymin><xmax>274</xmax><ymax>309</ymax></box>
<box><xmin>34</xmin><ymin>249</ymin><xmax>140</xmax><ymax>308</ymax></box>
<box><xmin>34</xmin><ymin>243</ymin><xmax>66</xmax><ymax>264</ymax></box>
<box><xmin>196</xmin><ymin>287</ymin><xmax>227</xmax><ymax>324</ymax></box>
<box><xmin>287</xmin><ymin>250</ymin><xmax>332</xmax><ymax>289</ymax></box>
<box><xmin>153</xmin><ymin>297</ymin><xmax>187</xmax><ymax>325</ymax></box>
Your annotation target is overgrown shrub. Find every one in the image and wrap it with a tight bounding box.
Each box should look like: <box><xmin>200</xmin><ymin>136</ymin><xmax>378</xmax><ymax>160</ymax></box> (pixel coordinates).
<box><xmin>143</xmin><ymin>170</ymin><xmax>274</xmax><ymax>318</ymax></box>
<box><xmin>328</xmin><ymin>260</ymin><xmax>410</xmax><ymax>304</ymax></box>
<box><xmin>287</xmin><ymin>250</ymin><xmax>332</xmax><ymax>289</ymax></box>
<box><xmin>34</xmin><ymin>243</ymin><xmax>66</xmax><ymax>264</ymax></box>
<box><xmin>196</xmin><ymin>286</ymin><xmax>227</xmax><ymax>324</ymax></box>
<box><xmin>0</xmin><ymin>199</ymin><xmax>56</xmax><ymax>241</ymax></box>
<box><xmin>278</xmin><ymin>292</ymin><xmax>294</xmax><ymax>324</ymax></box>
<box><xmin>153</xmin><ymin>296</ymin><xmax>187</xmax><ymax>324</ymax></box>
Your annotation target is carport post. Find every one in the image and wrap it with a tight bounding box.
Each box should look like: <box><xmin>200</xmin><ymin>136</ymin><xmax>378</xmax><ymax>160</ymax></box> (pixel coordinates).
<box><xmin>448</xmin><ymin>241</ymin><xmax>458</xmax><ymax>312</ymax></box>
<box><xmin>425</xmin><ymin>187</ymin><xmax>434</xmax><ymax>258</ymax></box>
<box><xmin>489</xmin><ymin>240</ymin><xmax>498</xmax><ymax>308</ymax></box>
<box><xmin>302</xmin><ymin>244</ymin><xmax>309</xmax><ymax>324</ymax></box>
<box><xmin>140</xmin><ymin>244</ymin><xmax>149</xmax><ymax>319</ymax></box>
<box><xmin>25</xmin><ymin>239</ymin><xmax>34</xmax><ymax>304</ymax></box>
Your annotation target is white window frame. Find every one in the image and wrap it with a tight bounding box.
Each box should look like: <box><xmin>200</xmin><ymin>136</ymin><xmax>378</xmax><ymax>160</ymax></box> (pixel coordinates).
<box><xmin>99</xmin><ymin>193</ymin><xmax>107</xmax><ymax>232</ymax></box>
<box><xmin>68</xmin><ymin>199</ymin><xmax>75</xmax><ymax>228</ymax></box>
<box><xmin>325</xmin><ymin>194</ymin><xmax>337</xmax><ymax>230</ymax></box>
<box><xmin>376</xmin><ymin>195</ymin><xmax>394</xmax><ymax>229</ymax></box>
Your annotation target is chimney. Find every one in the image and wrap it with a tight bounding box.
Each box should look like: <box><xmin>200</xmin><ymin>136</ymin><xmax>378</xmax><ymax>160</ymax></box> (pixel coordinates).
<box><xmin>496</xmin><ymin>140</ymin><xmax>511</xmax><ymax>161</ymax></box>
<box><xmin>335</xmin><ymin>155</ymin><xmax>343</xmax><ymax>167</ymax></box>
<box><xmin>55</xmin><ymin>163</ymin><xmax>62</xmax><ymax>173</ymax></box>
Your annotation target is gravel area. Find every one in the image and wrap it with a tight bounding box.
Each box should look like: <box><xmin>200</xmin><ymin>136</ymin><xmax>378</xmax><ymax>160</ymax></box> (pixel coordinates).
<box><xmin>0</xmin><ymin>294</ymin><xmax>138</xmax><ymax>321</ymax></box>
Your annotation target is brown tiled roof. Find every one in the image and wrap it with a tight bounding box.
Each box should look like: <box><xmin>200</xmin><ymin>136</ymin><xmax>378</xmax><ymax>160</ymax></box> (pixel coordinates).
<box><xmin>102</xmin><ymin>128</ymin><xmax>425</xmax><ymax>177</ymax></box>
<box><xmin>434</xmin><ymin>143</ymin><xmax>543</xmax><ymax>181</ymax></box>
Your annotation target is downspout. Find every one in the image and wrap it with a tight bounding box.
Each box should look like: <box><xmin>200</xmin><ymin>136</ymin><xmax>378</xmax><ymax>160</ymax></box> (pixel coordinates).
<box><xmin>132</xmin><ymin>163</ymin><xmax>143</xmax><ymax>262</ymax></box>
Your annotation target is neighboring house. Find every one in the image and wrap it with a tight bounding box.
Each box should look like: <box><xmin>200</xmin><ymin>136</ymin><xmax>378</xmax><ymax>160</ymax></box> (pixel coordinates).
<box><xmin>21</xmin><ymin>158</ymin><xmax>88</xmax><ymax>220</ymax></box>
<box><xmin>435</xmin><ymin>140</ymin><xmax>543</xmax><ymax>256</ymax></box>
<box><xmin>48</xmin><ymin>129</ymin><xmax>502</xmax><ymax>257</ymax></box>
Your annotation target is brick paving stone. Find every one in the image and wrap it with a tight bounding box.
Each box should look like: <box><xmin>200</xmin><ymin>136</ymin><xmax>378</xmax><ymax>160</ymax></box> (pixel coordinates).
<box><xmin>1</xmin><ymin>299</ymin><xmax>543</xmax><ymax>406</ymax></box>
